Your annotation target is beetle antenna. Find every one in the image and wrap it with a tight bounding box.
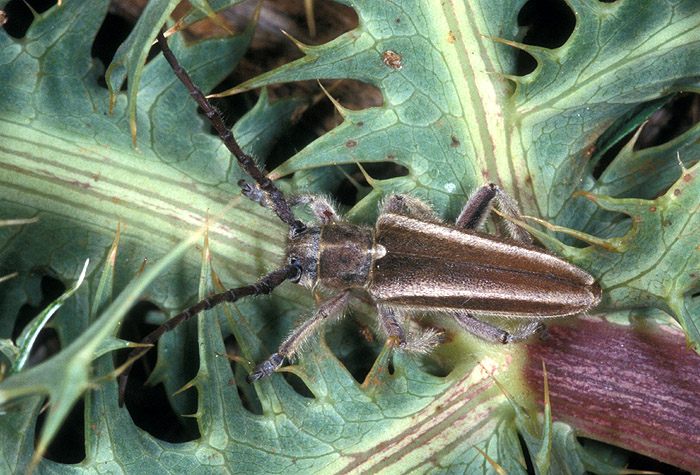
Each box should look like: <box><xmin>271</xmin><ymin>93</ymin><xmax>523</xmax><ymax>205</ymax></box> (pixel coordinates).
<box><xmin>118</xmin><ymin>263</ymin><xmax>302</xmax><ymax>406</ymax></box>
<box><xmin>119</xmin><ymin>31</ymin><xmax>309</xmax><ymax>405</ymax></box>
<box><xmin>156</xmin><ymin>30</ymin><xmax>303</xmax><ymax>234</ymax></box>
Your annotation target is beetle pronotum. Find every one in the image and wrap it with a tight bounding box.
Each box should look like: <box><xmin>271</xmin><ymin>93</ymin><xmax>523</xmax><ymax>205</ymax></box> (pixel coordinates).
<box><xmin>118</xmin><ymin>31</ymin><xmax>601</xmax><ymax>404</ymax></box>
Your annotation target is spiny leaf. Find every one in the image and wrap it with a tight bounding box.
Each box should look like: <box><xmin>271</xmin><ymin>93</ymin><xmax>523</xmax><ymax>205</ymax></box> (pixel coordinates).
<box><xmin>1</xmin><ymin>0</ymin><xmax>700</xmax><ymax>473</ymax></box>
<box><xmin>583</xmin><ymin>161</ymin><xmax>700</xmax><ymax>349</ymax></box>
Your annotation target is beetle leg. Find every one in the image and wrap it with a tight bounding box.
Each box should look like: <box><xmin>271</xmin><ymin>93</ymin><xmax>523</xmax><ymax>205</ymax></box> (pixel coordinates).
<box><xmin>240</xmin><ymin>181</ymin><xmax>338</xmax><ymax>225</ymax></box>
<box><xmin>451</xmin><ymin>312</ymin><xmax>512</xmax><ymax>343</ymax></box>
<box><xmin>377</xmin><ymin>305</ymin><xmax>407</xmax><ymax>344</ymax></box>
<box><xmin>510</xmin><ymin>321</ymin><xmax>547</xmax><ymax>342</ymax></box>
<box><xmin>382</xmin><ymin>194</ymin><xmax>439</xmax><ymax>221</ymax></box>
<box><xmin>286</xmin><ymin>194</ymin><xmax>339</xmax><ymax>224</ymax></box>
<box><xmin>456</xmin><ymin>184</ymin><xmax>532</xmax><ymax>243</ymax></box>
<box><xmin>247</xmin><ymin>290</ymin><xmax>352</xmax><ymax>382</ymax></box>
<box><xmin>119</xmin><ymin>264</ymin><xmax>301</xmax><ymax>406</ymax></box>
<box><xmin>378</xmin><ymin>306</ymin><xmax>442</xmax><ymax>353</ymax></box>
<box><xmin>451</xmin><ymin>312</ymin><xmax>545</xmax><ymax>343</ymax></box>
<box><xmin>401</xmin><ymin>328</ymin><xmax>443</xmax><ymax>353</ymax></box>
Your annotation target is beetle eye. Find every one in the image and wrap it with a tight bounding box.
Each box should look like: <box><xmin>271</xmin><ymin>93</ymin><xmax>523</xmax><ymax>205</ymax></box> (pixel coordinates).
<box><xmin>290</xmin><ymin>221</ymin><xmax>306</xmax><ymax>237</ymax></box>
<box><xmin>289</xmin><ymin>258</ymin><xmax>303</xmax><ymax>283</ymax></box>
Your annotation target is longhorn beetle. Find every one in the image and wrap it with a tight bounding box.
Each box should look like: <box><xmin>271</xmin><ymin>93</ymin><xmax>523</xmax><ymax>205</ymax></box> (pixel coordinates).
<box><xmin>117</xmin><ymin>31</ymin><xmax>601</xmax><ymax>405</ymax></box>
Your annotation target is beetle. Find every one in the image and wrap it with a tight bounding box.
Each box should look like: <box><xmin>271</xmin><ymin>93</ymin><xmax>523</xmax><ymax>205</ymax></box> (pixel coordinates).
<box><xmin>118</xmin><ymin>31</ymin><xmax>600</xmax><ymax>403</ymax></box>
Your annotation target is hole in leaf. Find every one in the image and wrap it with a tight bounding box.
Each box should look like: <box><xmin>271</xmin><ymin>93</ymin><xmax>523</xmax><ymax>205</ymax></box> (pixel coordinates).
<box><xmin>516</xmin><ymin>433</ymin><xmax>535</xmax><ymax>474</ymax></box>
<box><xmin>117</xmin><ymin>301</ymin><xmax>199</xmax><ymax>443</ymax></box>
<box><xmin>635</xmin><ymin>93</ymin><xmax>700</xmax><ymax>150</ymax></box>
<box><xmin>263</xmin><ymin>79</ymin><xmax>384</xmax><ymax>171</ymax></box>
<box><xmin>282</xmin><ymin>371</ymin><xmax>315</xmax><ymax>399</ymax></box>
<box><xmin>592</xmin><ymin>93</ymin><xmax>700</xmax><ymax>180</ymax></box>
<box><xmin>35</xmin><ymin>397</ymin><xmax>85</xmax><ymax>463</ymax></box>
<box><xmin>13</xmin><ymin>275</ymin><xmax>65</xmax><ymax>367</ymax></box>
<box><xmin>579</xmin><ymin>437</ymin><xmax>690</xmax><ymax>474</ymax></box>
<box><xmin>13</xmin><ymin>275</ymin><xmax>65</xmax><ymax>339</ymax></box>
<box><xmin>235</xmin><ymin>0</ymin><xmax>359</xmax><ymax>80</ymax></box>
<box><xmin>223</xmin><ymin>334</ymin><xmax>263</xmax><ymax>415</ymax></box>
<box><xmin>2</xmin><ymin>0</ymin><xmax>56</xmax><ymax>38</ymax></box>
<box><xmin>91</xmin><ymin>10</ymin><xmax>132</xmax><ymax>90</ymax></box>
<box><xmin>516</xmin><ymin>0</ymin><xmax>576</xmax><ymax>75</ymax></box>
<box><xmin>325</xmin><ymin>317</ymin><xmax>381</xmax><ymax>384</ymax></box>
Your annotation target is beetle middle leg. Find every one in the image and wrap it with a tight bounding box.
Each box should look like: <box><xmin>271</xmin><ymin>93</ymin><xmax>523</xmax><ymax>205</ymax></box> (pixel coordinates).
<box><xmin>247</xmin><ymin>290</ymin><xmax>352</xmax><ymax>382</ymax></box>
<box><xmin>378</xmin><ymin>306</ymin><xmax>442</xmax><ymax>353</ymax></box>
<box><xmin>382</xmin><ymin>194</ymin><xmax>440</xmax><ymax>221</ymax></box>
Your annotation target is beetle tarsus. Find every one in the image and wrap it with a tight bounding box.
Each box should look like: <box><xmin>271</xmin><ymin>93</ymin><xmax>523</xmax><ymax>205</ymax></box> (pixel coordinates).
<box><xmin>247</xmin><ymin>352</ymin><xmax>285</xmax><ymax>383</ymax></box>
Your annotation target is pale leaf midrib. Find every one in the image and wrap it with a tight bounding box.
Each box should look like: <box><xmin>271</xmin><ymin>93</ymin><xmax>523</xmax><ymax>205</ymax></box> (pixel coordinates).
<box><xmin>0</xmin><ymin>117</ymin><xmax>290</xmax><ymax>284</ymax></box>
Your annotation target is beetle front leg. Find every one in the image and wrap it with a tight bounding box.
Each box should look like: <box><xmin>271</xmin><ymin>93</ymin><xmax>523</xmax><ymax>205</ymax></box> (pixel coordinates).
<box><xmin>247</xmin><ymin>290</ymin><xmax>352</xmax><ymax>382</ymax></box>
<box><xmin>286</xmin><ymin>194</ymin><xmax>339</xmax><ymax>224</ymax></box>
<box><xmin>240</xmin><ymin>180</ymin><xmax>338</xmax><ymax>226</ymax></box>
<box><xmin>456</xmin><ymin>184</ymin><xmax>532</xmax><ymax>243</ymax></box>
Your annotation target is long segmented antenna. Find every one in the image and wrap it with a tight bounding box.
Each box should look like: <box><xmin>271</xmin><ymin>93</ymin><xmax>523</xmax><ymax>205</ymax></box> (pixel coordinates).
<box><xmin>118</xmin><ymin>31</ymin><xmax>306</xmax><ymax>406</ymax></box>
<box><xmin>118</xmin><ymin>264</ymin><xmax>301</xmax><ymax>406</ymax></box>
<box><xmin>156</xmin><ymin>30</ymin><xmax>303</xmax><ymax>233</ymax></box>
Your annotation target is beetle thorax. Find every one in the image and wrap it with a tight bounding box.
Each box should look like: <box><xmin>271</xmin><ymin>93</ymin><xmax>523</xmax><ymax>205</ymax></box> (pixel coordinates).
<box><xmin>288</xmin><ymin>223</ymin><xmax>377</xmax><ymax>290</ymax></box>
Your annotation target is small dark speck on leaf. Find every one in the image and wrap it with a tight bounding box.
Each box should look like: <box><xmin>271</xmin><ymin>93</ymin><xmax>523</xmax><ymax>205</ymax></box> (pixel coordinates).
<box><xmin>346</xmin><ymin>140</ymin><xmax>357</xmax><ymax>148</ymax></box>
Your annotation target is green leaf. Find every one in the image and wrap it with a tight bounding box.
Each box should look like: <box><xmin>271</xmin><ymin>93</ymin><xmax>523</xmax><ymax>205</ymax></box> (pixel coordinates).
<box><xmin>1</xmin><ymin>0</ymin><xmax>699</xmax><ymax>473</ymax></box>
<box><xmin>584</xmin><ymin>163</ymin><xmax>700</xmax><ymax>349</ymax></box>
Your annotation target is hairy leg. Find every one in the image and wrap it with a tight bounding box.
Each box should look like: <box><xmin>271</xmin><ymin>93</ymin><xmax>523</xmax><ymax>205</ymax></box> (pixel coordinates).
<box><xmin>456</xmin><ymin>183</ymin><xmax>532</xmax><ymax>243</ymax></box>
<box><xmin>451</xmin><ymin>312</ymin><xmax>545</xmax><ymax>344</ymax></box>
<box><xmin>247</xmin><ymin>291</ymin><xmax>352</xmax><ymax>382</ymax></box>
<box><xmin>382</xmin><ymin>194</ymin><xmax>439</xmax><ymax>221</ymax></box>
<box><xmin>240</xmin><ymin>181</ymin><xmax>339</xmax><ymax>224</ymax></box>
<box><xmin>119</xmin><ymin>264</ymin><xmax>301</xmax><ymax>405</ymax></box>
<box><xmin>378</xmin><ymin>306</ymin><xmax>442</xmax><ymax>353</ymax></box>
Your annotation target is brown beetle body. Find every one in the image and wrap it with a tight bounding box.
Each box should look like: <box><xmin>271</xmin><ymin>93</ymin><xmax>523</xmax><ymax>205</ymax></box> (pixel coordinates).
<box><xmin>368</xmin><ymin>213</ymin><xmax>600</xmax><ymax>317</ymax></box>
<box><xmin>118</xmin><ymin>34</ymin><xmax>602</xmax><ymax>402</ymax></box>
<box><xmin>258</xmin><ymin>186</ymin><xmax>602</xmax><ymax>380</ymax></box>
<box><xmin>291</xmin><ymin>214</ymin><xmax>600</xmax><ymax>319</ymax></box>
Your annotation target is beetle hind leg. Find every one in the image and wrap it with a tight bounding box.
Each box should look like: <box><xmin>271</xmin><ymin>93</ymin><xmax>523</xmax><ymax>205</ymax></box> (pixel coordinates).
<box><xmin>456</xmin><ymin>183</ymin><xmax>532</xmax><ymax>243</ymax></box>
<box><xmin>452</xmin><ymin>311</ymin><xmax>545</xmax><ymax>344</ymax></box>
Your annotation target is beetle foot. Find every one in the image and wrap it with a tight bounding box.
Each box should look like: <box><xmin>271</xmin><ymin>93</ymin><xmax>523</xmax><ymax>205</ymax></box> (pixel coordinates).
<box><xmin>247</xmin><ymin>352</ymin><xmax>285</xmax><ymax>383</ymax></box>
